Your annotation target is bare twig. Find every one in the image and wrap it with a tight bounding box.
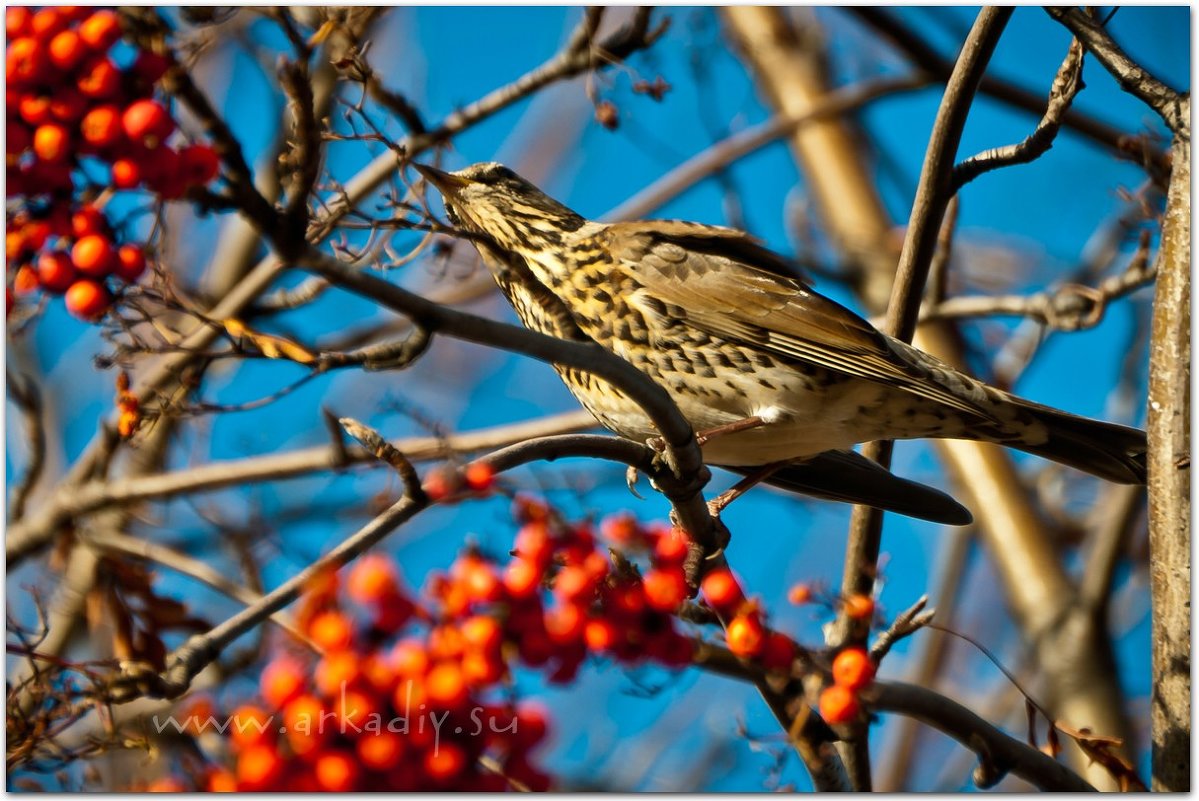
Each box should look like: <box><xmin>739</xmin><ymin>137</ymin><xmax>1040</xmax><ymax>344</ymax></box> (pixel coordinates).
<box><xmin>6</xmin><ymin>373</ymin><xmax>47</xmax><ymax>522</ymax></box>
<box><xmin>951</xmin><ymin>39</ymin><xmax>1086</xmax><ymax>191</ymax></box>
<box><xmin>1045</xmin><ymin>7</ymin><xmax>1188</xmax><ymax>135</ymax></box>
<box><xmin>870</xmin><ymin>595</ymin><xmax>935</xmax><ymax>662</ymax></box>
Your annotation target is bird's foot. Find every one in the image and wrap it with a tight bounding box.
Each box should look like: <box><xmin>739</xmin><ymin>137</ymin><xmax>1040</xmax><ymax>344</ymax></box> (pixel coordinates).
<box><xmin>707</xmin><ymin>461</ymin><xmax>788</xmax><ymax>516</ymax></box>
<box><xmin>694</xmin><ymin>415</ymin><xmax>767</xmax><ymax>448</ymax></box>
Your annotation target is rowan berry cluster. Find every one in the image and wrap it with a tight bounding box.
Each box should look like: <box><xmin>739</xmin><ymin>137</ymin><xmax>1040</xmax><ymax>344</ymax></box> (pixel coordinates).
<box><xmin>182</xmin><ymin>498</ymin><xmax>721</xmax><ymax>791</ymax></box>
<box><xmin>5</xmin><ymin>6</ymin><xmax>220</xmax><ymax>321</ymax></box>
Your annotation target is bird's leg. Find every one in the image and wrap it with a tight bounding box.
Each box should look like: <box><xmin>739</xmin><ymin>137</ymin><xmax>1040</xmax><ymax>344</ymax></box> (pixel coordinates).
<box><xmin>707</xmin><ymin>461</ymin><xmax>788</xmax><ymax>517</ymax></box>
<box><xmin>695</xmin><ymin>415</ymin><xmax>767</xmax><ymax>448</ymax></box>
<box><xmin>646</xmin><ymin>415</ymin><xmax>767</xmax><ymax>455</ymax></box>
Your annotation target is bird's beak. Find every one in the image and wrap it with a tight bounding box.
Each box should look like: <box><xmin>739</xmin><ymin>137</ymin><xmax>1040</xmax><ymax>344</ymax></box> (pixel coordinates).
<box><xmin>414</xmin><ymin>163</ymin><xmax>472</xmax><ymax>195</ymax></box>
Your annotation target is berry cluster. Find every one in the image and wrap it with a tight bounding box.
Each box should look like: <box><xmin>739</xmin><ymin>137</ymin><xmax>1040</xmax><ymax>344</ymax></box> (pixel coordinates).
<box><xmin>5</xmin><ymin>6</ymin><xmax>220</xmax><ymax>321</ymax></box>
<box><xmin>185</xmin><ymin>499</ymin><xmax>718</xmax><ymax>791</ymax></box>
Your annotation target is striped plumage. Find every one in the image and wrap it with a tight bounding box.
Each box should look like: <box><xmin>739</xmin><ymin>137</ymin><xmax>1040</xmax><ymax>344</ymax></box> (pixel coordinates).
<box><xmin>417</xmin><ymin>162</ymin><xmax>1147</xmax><ymax>524</ymax></box>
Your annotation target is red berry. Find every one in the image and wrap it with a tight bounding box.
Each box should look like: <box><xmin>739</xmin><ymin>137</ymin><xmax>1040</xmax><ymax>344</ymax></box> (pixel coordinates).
<box><xmin>113</xmin><ymin>244</ymin><xmax>147</xmax><ymax>283</ymax></box>
<box><xmin>19</xmin><ymin>95</ymin><xmax>52</xmax><ymax>126</ymax></box>
<box><xmin>461</xmin><ymin>614</ymin><xmax>503</xmax><ymax>654</ymax></box>
<box><xmin>36</xmin><ymin>251</ymin><xmax>77</xmax><ymax>293</ymax></box>
<box><xmin>346</xmin><ymin>553</ymin><xmax>399</xmax><ymax>605</ymax></box>
<box><xmin>6</xmin><ymin>7</ymin><xmax>32</xmax><ymax>38</ymax></box>
<box><xmin>313</xmin><ymin>751</ymin><xmax>357</xmax><ymax>793</ymax></box>
<box><xmin>13</xmin><ymin>265</ymin><xmax>40</xmax><ymax>297</ymax></box>
<box><xmin>642</xmin><ymin>568</ymin><xmax>687</xmax><ymax>612</ymax></box>
<box><xmin>260</xmin><ymin>656</ymin><xmax>307</xmax><ymax>708</ymax></box>
<box><xmin>80</xmin><ymin>104</ymin><xmax>123</xmax><ymax>148</ymax></box>
<box><xmin>425</xmin><ymin>661</ymin><xmax>468</xmax><ymax>709</ymax></box>
<box><xmin>77</xmin><ymin>58</ymin><xmax>121</xmax><ymax>98</ymax></box>
<box><xmin>48</xmin><ymin>90</ymin><xmax>87</xmax><ymax>123</ymax></box>
<box><xmin>32</xmin><ymin>124</ymin><xmax>70</xmax><ymax>163</ymax></box>
<box><xmin>761</xmin><ymin>631</ymin><xmax>798</xmax><ymax>672</ymax></box>
<box><xmin>77</xmin><ymin>10</ymin><xmax>122</xmax><ymax>52</ymax></box>
<box><xmin>819</xmin><ymin>684</ymin><xmax>860</xmax><ymax>725</ymax></box>
<box><xmin>513</xmin><ymin>521</ymin><xmax>553</xmax><ymax>566</ymax></box>
<box><xmin>236</xmin><ymin>744</ymin><xmax>282</xmax><ymax>791</ymax></box>
<box><xmin>726</xmin><ymin>611</ymin><xmax>766</xmax><ymax>658</ymax></box>
<box><xmin>307</xmin><ymin>609</ymin><xmax>353</xmax><ymax>652</ymax></box>
<box><xmin>123</xmin><ymin>99</ymin><xmax>175</xmax><ymax>146</ymax></box>
<box><xmin>111</xmin><ymin>158</ymin><xmax>142</xmax><ymax>189</ymax></box>
<box><xmin>6</xmin><ymin>38</ymin><xmax>49</xmax><ymax>85</ymax></box>
<box><xmin>71</xmin><ymin>205</ymin><xmax>107</xmax><ymax>238</ymax></box>
<box><xmin>544</xmin><ymin>602</ymin><xmax>585</xmax><ymax>645</ymax></box>
<box><xmin>356</xmin><ymin>731</ymin><xmax>404</xmax><ymax>771</ymax></box>
<box><xmin>71</xmin><ymin>234</ymin><xmax>115</xmax><ymax>277</ymax></box>
<box><xmin>831</xmin><ymin>647</ymin><xmax>876</xmax><ymax>691</ymax></box>
<box><xmin>700</xmin><ymin>568</ymin><xmax>745</xmax><ymax>614</ymax></box>
<box><xmin>48</xmin><ymin>29</ymin><xmax>86</xmax><ymax>70</ymax></box>
<box><xmin>583</xmin><ymin>618</ymin><xmax>618</xmax><ymax>652</ymax></box>
<box><xmin>423</xmin><ymin>741</ymin><xmax>466</xmax><ymax>783</ymax></box>
<box><xmin>30</xmin><ymin>8</ymin><xmax>68</xmax><ymax>39</ymax></box>
<box><xmin>843</xmin><ymin>593</ymin><xmax>876</xmax><ymax>622</ymax></box>
<box><xmin>653</xmin><ymin>527</ymin><xmax>691</xmax><ymax>565</ymax></box>
<box><xmin>503</xmin><ymin>558</ymin><xmax>542</xmax><ymax>599</ymax></box>
<box><xmin>179</xmin><ymin>143</ymin><xmax>220</xmax><ymax>185</ymax></box>
<box><xmin>64</xmin><ymin>279</ymin><xmax>111</xmax><ymax>321</ymax></box>
<box><xmin>462</xmin><ymin>460</ymin><xmax>495</xmax><ymax>492</ymax></box>
<box><xmin>787</xmin><ymin>583</ymin><xmax>813</xmax><ymax>605</ymax></box>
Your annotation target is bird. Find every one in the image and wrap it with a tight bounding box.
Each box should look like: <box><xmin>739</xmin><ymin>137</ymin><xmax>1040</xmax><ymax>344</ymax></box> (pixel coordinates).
<box><xmin>414</xmin><ymin>161</ymin><xmax>1147</xmax><ymax>525</ymax></box>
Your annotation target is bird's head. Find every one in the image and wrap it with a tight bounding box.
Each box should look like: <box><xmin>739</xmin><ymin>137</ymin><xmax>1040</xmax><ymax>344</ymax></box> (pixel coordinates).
<box><xmin>415</xmin><ymin>162</ymin><xmax>587</xmax><ymax>253</ymax></box>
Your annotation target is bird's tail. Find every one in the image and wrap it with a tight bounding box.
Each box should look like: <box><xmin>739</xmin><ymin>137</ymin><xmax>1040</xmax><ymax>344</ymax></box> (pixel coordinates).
<box><xmin>1004</xmin><ymin>398</ymin><xmax>1147</xmax><ymax>484</ymax></box>
<box><xmin>738</xmin><ymin>450</ymin><xmax>974</xmax><ymax>526</ymax></box>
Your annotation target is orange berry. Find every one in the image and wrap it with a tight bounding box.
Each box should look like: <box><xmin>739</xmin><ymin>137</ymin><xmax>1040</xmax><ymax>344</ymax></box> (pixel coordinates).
<box><xmin>461</xmin><ymin>614</ymin><xmax>503</xmax><ymax>654</ymax></box>
<box><xmin>600</xmin><ymin>512</ymin><xmax>641</xmax><ymax>545</ymax></box>
<box><xmin>282</xmin><ymin>694</ymin><xmax>326</xmax><ymax>756</ymax></box>
<box><xmin>71</xmin><ymin>234</ymin><xmax>115</xmax><ymax>277</ymax></box>
<box><xmin>461</xmin><ymin>648</ymin><xmax>503</xmax><ymax>686</ymax></box>
<box><xmin>64</xmin><ymin>279</ymin><xmax>111</xmax><ymax>321</ymax></box>
<box><xmin>463</xmin><ymin>460</ymin><xmax>495</xmax><ymax>492</ymax></box>
<box><xmin>111</xmin><ymin>157</ymin><xmax>142</xmax><ymax>189</ymax></box>
<box><xmin>643</xmin><ymin>567</ymin><xmax>688</xmax><ymax>612</ymax></box>
<box><xmin>19</xmin><ymin>95</ymin><xmax>52</xmax><ymax>126</ymax></box>
<box><xmin>583</xmin><ymin>617</ymin><xmax>618</xmax><ymax>652</ymax></box>
<box><xmin>314</xmin><ymin>650</ymin><xmax>360</xmax><ymax>697</ymax></box>
<box><xmin>30</xmin><ymin>8</ymin><xmax>67</xmax><ymax>38</ymax></box>
<box><xmin>761</xmin><ymin>631</ymin><xmax>798</xmax><ymax>672</ymax></box>
<box><xmin>819</xmin><ymin>684</ymin><xmax>860</xmax><ymax>725</ymax></box>
<box><xmin>842</xmin><ymin>593</ymin><xmax>876</xmax><ymax>622</ymax></box>
<box><xmin>76</xmin><ymin>57</ymin><xmax>120</xmax><ymax>98</ymax></box>
<box><xmin>236</xmin><ymin>743</ymin><xmax>282</xmax><ymax>791</ymax></box>
<box><xmin>502</xmin><ymin>557</ymin><xmax>542</xmax><ymax>600</ymax></box>
<box><xmin>357</xmin><ymin>730</ymin><xmax>404</xmax><ymax>771</ymax></box>
<box><xmin>48</xmin><ymin>29</ymin><xmax>85</xmax><ymax>70</ymax></box>
<box><xmin>544</xmin><ymin>602</ymin><xmax>585</xmax><ymax>646</ymax></box>
<box><xmin>423</xmin><ymin>741</ymin><xmax>466</xmax><ymax>782</ymax></box>
<box><xmin>71</xmin><ymin>205</ymin><xmax>107</xmax><ymax>238</ymax></box>
<box><xmin>700</xmin><ymin>568</ymin><xmax>745</xmax><ymax>614</ymax></box>
<box><xmin>206</xmin><ymin>770</ymin><xmax>237</xmax><ymax>793</ymax></box>
<box><xmin>35</xmin><ymin>251</ymin><xmax>76</xmax><ymax>294</ymax></box>
<box><xmin>553</xmin><ymin>564</ymin><xmax>595</xmax><ymax>603</ymax></box>
<box><xmin>421</xmin><ymin>467</ymin><xmax>453</xmax><ymax>501</ymax></box>
<box><xmin>80</xmin><ymin>104</ymin><xmax>123</xmax><ymax>148</ymax></box>
<box><xmin>831</xmin><ymin>647</ymin><xmax>876</xmax><ymax>691</ymax></box>
<box><xmin>427</xmin><ymin>623</ymin><xmax>467</xmax><ymax>661</ymax></box>
<box><xmin>361</xmin><ymin>653</ymin><xmax>398</xmax><ymax>694</ymax></box>
<box><xmin>513</xmin><ymin>520</ymin><xmax>553</xmax><ymax>566</ymax></box>
<box><xmin>725</xmin><ymin>611</ymin><xmax>765</xmax><ymax>658</ymax></box>
<box><xmin>228</xmin><ymin>704</ymin><xmax>272</xmax><ymax>748</ymax></box>
<box><xmin>425</xmin><ymin>661</ymin><xmax>468</xmax><ymax>709</ymax></box>
<box><xmin>32</xmin><ymin>123</ymin><xmax>70</xmax><ymax>163</ymax></box>
<box><xmin>334</xmin><ymin>688</ymin><xmax>378</xmax><ymax>726</ymax></box>
<box><xmin>13</xmin><ymin>265</ymin><xmax>40</xmax><ymax>297</ymax></box>
<box><xmin>390</xmin><ymin>638</ymin><xmax>430</xmax><ymax>678</ymax></box>
<box><xmin>122</xmin><ymin>99</ymin><xmax>174</xmax><ymax>146</ymax></box>
<box><xmin>77</xmin><ymin>10</ymin><xmax>122</xmax><ymax>52</ymax></box>
<box><xmin>787</xmin><ymin>583</ymin><xmax>813</xmax><ymax>605</ymax></box>
<box><xmin>113</xmin><ymin>244</ymin><xmax>147</xmax><ymax>283</ymax></box>
<box><xmin>346</xmin><ymin>553</ymin><xmax>399</xmax><ymax>605</ymax></box>
<box><xmin>7</xmin><ymin>38</ymin><xmax>49</xmax><ymax>85</ymax></box>
<box><xmin>653</xmin><ymin>527</ymin><xmax>691</xmax><ymax>565</ymax></box>
<box><xmin>6</xmin><ymin>7</ymin><xmax>32</xmax><ymax>38</ymax></box>
<box><xmin>306</xmin><ymin>609</ymin><xmax>353</xmax><ymax>651</ymax></box>
<box><xmin>260</xmin><ymin>655</ymin><xmax>307</xmax><ymax>708</ymax></box>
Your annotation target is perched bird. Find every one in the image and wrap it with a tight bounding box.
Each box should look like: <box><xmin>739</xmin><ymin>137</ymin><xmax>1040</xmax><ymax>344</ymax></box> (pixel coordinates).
<box><xmin>415</xmin><ymin>162</ymin><xmax>1147</xmax><ymax>525</ymax></box>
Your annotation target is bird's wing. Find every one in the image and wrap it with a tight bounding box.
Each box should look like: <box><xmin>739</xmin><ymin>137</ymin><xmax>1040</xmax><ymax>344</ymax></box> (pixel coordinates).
<box><xmin>606</xmin><ymin>221</ymin><xmax>994</xmax><ymax>420</ymax></box>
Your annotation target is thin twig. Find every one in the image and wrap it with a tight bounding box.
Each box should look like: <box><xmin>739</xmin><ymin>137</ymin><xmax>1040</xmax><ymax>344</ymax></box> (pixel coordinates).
<box><xmin>6</xmin><ymin>373</ymin><xmax>47</xmax><ymax>522</ymax></box>
<box><xmin>951</xmin><ymin>39</ymin><xmax>1086</xmax><ymax>191</ymax></box>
